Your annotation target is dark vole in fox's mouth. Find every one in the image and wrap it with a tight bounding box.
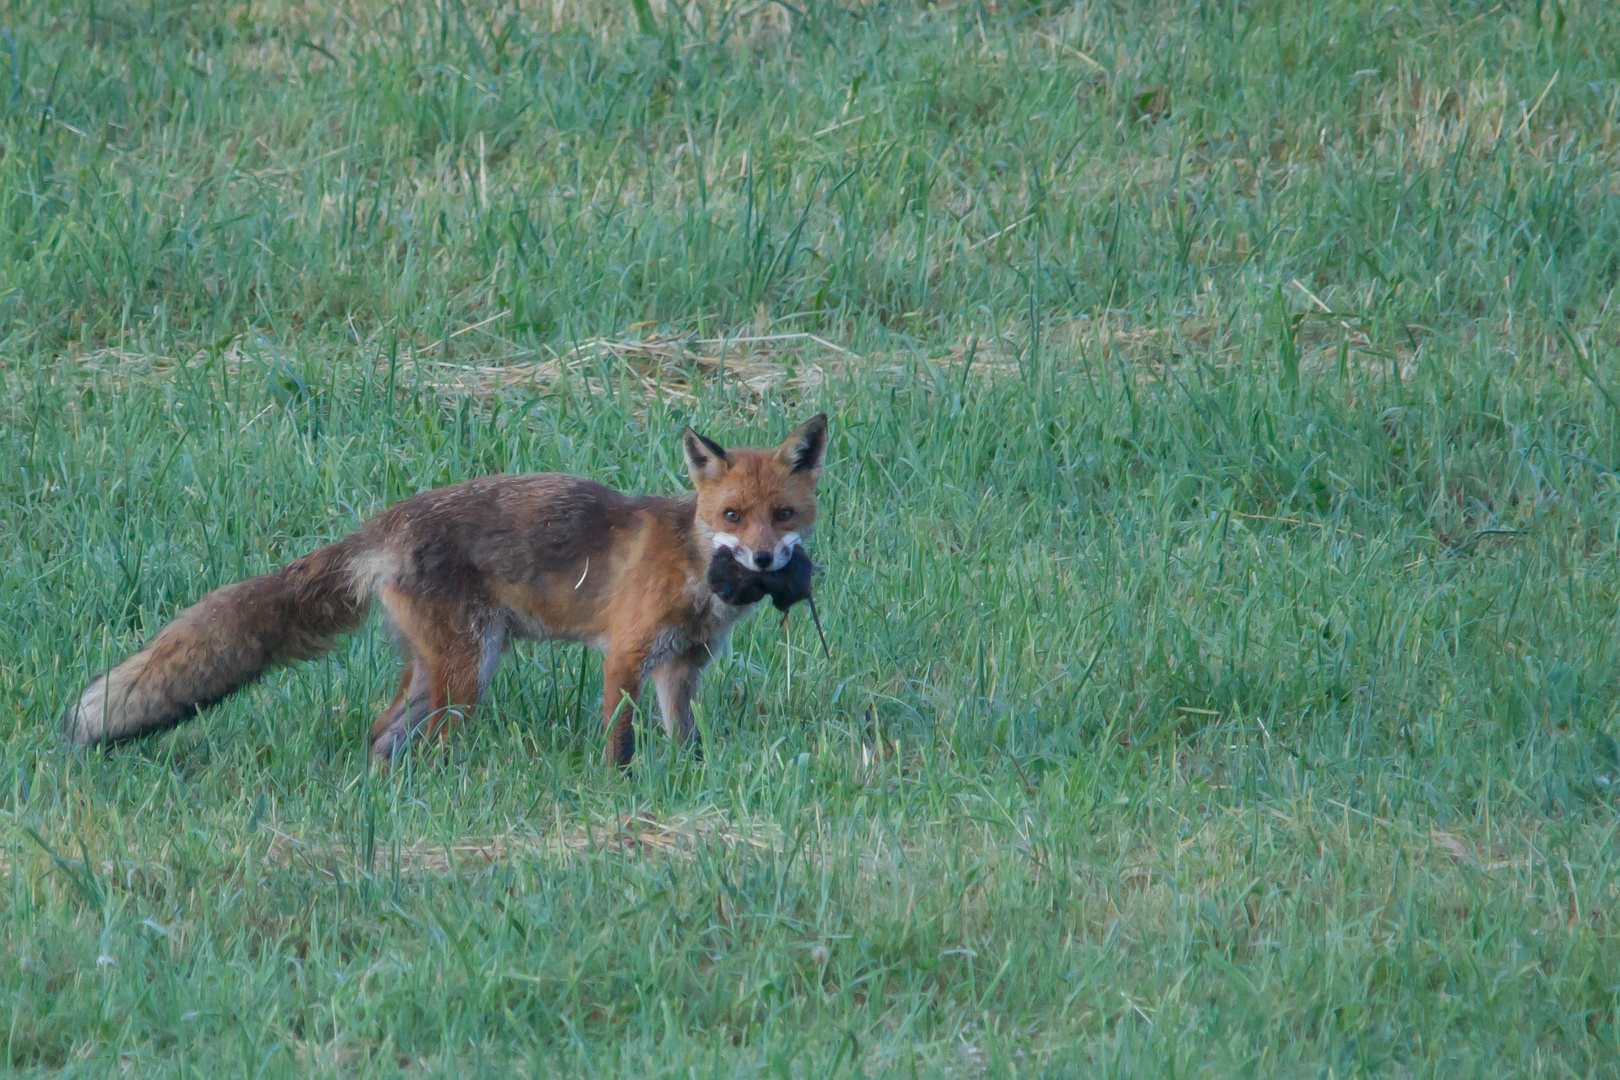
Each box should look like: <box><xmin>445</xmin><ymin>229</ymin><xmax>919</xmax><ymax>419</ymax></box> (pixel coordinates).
<box><xmin>707</xmin><ymin>546</ymin><xmax>830</xmax><ymax>656</ymax></box>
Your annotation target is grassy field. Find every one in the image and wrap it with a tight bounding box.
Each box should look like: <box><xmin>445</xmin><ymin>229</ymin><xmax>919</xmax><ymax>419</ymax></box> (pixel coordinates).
<box><xmin>4</xmin><ymin>0</ymin><xmax>1620</xmax><ymax>1074</ymax></box>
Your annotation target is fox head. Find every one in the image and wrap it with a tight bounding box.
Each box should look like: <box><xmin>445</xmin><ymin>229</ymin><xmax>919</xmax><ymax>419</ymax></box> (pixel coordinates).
<box><xmin>683</xmin><ymin>414</ymin><xmax>828</xmax><ymax>573</ymax></box>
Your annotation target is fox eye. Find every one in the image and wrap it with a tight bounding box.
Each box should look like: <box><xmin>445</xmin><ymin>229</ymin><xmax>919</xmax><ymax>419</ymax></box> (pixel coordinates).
<box><xmin>723</xmin><ymin>508</ymin><xmax>740</xmax><ymax>523</ymax></box>
<box><xmin>773</xmin><ymin>507</ymin><xmax>795</xmax><ymax>523</ymax></box>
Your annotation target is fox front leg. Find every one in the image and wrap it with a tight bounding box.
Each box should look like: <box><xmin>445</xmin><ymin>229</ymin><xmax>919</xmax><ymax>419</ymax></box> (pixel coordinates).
<box><xmin>651</xmin><ymin>648</ymin><xmax>708</xmax><ymax>746</ymax></box>
<box><xmin>601</xmin><ymin>646</ymin><xmax>650</xmax><ymax>770</ymax></box>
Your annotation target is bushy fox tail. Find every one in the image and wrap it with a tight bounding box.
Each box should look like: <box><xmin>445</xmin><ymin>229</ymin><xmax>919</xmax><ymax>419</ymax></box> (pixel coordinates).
<box><xmin>64</xmin><ymin>536</ymin><xmax>375</xmax><ymax>748</ymax></box>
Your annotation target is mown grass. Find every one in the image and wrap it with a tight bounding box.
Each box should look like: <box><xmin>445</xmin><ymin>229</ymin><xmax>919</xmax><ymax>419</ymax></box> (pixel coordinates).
<box><xmin>3</xmin><ymin>0</ymin><xmax>1620</xmax><ymax>1074</ymax></box>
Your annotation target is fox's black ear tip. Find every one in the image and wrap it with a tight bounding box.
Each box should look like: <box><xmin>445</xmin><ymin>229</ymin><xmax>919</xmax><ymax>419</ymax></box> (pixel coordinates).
<box><xmin>780</xmin><ymin>415</ymin><xmax>828</xmax><ymax>473</ymax></box>
<box><xmin>683</xmin><ymin>426</ymin><xmax>729</xmax><ymax>464</ymax></box>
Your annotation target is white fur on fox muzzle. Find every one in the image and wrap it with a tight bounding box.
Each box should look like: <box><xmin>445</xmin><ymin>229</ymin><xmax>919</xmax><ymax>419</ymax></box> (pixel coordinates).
<box><xmin>757</xmin><ymin>532</ymin><xmax>801</xmax><ymax>572</ymax></box>
<box><xmin>711</xmin><ymin>532</ymin><xmax>754</xmax><ymax>567</ymax></box>
<box><xmin>711</xmin><ymin>531</ymin><xmax>800</xmax><ymax>572</ymax></box>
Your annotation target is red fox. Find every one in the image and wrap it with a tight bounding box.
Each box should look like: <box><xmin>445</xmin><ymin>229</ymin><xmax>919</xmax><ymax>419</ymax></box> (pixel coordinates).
<box><xmin>63</xmin><ymin>415</ymin><xmax>828</xmax><ymax>769</ymax></box>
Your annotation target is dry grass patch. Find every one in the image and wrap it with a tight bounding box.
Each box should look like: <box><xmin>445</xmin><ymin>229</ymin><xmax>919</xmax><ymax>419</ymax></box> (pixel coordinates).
<box><xmin>407</xmin><ymin>331</ymin><xmax>857</xmax><ymax>407</ymax></box>
<box><xmin>262</xmin><ymin>804</ymin><xmax>781</xmax><ymax>880</ymax></box>
<box><xmin>407</xmin><ymin>328</ymin><xmax>1040</xmax><ymax>411</ymax></box>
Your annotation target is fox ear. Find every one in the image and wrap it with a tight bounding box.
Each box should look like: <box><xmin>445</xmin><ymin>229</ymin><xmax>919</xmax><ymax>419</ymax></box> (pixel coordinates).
<box><xmin>682</xmin><ymin>427</ymin><xmax>730</xmax><ymax>485</ymax></box>
<box><xmin>776</xmin><ymin>413</ymin><xmax>828</xmax><ymax>476</ymax></box>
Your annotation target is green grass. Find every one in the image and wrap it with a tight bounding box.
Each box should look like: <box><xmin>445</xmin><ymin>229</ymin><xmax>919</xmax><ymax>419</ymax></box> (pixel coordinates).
<box><xmin>4</xmin><ymin>0</ymin><xmax>1620</xmax><ymax>1074</ymax></box>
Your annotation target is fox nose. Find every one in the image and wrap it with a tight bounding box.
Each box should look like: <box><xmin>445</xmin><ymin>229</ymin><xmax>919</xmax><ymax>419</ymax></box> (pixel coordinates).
<box><xmin>753</xmin><ymin>551</ymin><xmax>774</xmax><ymax>570</ymax></box>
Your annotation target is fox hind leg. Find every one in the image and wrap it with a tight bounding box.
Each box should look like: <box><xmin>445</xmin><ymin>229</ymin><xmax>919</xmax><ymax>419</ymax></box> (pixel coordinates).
<box><xmin>422</xmin><ymin>640</ymin><xmax>486</xmax><ymax>746</ymax></box>
<box><xmin>369</xmin><ymin>662</ymin><xmax>417</xmax><ymax>747</ymax></box>
<box><xmin>371</xmin><ymin>589</ymin><xmax>502</xmax><ymax>763</ymax></box>
<box><xmin>370</xmin><ymin>648</ymin><xmax>486</xmax><ymax>762</ymax></box>
<box><xmin>423</xmin><ymin>619</ymin><xmax>507</xmax><ymax>746</ymax></box>
<box><xmin>370</xmin><ymin>657</ymin><xmax>433</xmax><ymax>761</ymax></box>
